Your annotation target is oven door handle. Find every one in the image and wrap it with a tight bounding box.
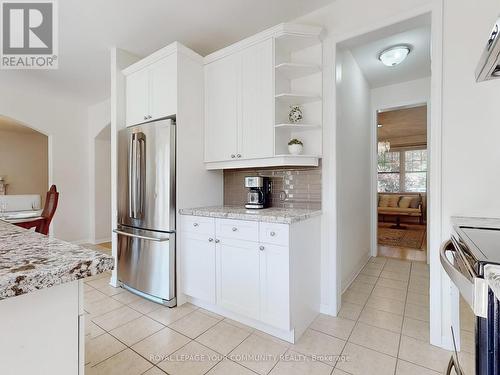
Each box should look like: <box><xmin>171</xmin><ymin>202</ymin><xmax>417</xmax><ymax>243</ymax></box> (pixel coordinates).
<box><xmin>440</xmin><ymin>240</ymin><xmax>488</xmax><ymax>318</ymax></box>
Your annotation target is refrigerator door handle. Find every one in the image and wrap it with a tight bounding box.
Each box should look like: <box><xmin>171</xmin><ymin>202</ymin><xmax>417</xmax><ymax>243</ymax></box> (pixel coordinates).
<box><xmin>128</xmin><ymin>133</ymin><xmax>136</xmax><ymax>218</ymax></box>
<box><xmin>113</xmin><ymin>229</ymin><xmax>170</xmax><ymax>242</ymax></box>
<box><xmin>136</xmin><ymin>132</ymin><xmax>146</xmax><ymax>219</ymax></box>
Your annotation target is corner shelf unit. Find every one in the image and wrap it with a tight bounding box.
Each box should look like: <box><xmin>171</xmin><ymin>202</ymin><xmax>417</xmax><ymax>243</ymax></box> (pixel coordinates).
<box><xmin>274</xmin><ymin>26</ymin><xmax>323</xmax><ymax>159</ymax></box>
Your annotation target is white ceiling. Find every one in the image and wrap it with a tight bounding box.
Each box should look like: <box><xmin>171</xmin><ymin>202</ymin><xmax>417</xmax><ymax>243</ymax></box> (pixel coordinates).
<box><xmin>0</xmin><ymin>0</ymin><xmax>334</xmax><ymax>105</ymax></box>
<box><xmin>341</xmin><ymin>14</ymin><xmax>431</xmax><ymax>88</ymax></box>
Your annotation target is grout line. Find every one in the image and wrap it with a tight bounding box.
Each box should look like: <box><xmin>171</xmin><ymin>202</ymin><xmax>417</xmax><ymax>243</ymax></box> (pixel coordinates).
<box><xmin>393</xmin><ymin>261</ymin><xmax>411</xmax><ymax>375</ymax></box>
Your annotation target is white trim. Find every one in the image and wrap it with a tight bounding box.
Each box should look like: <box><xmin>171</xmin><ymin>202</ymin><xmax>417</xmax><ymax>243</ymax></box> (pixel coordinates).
<box><xmin>330</xmin><ymin>1</ymin><xmax>447</xmax><ymax>348</ymax></box>
<box><xmin>204</xmin><ymin>155</ymin><xmax>319</xmax><ymax>170</ymax></box>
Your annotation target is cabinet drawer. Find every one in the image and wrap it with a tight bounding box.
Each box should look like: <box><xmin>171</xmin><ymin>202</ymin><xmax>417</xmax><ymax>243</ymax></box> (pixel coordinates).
<box><xmin>216</xmin><ymin>219</ymin><xmax>259</xmax><ymax>241</ymax></box>
<box><xmin>259</xmin><ymin>222</ymin><xmax>289</xmax><ymax>246</ymax></box>
<box><xmin>181</xmin><ymin>215</ymin><xmax>215</xmax><ymax>235</ymax></box>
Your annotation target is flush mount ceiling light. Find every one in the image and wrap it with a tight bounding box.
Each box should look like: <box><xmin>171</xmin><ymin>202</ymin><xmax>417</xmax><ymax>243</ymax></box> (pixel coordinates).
<box><xmin>378</xmin><ymin>45</ymin><xmax>411</xmax><ymax>67</ymax></box>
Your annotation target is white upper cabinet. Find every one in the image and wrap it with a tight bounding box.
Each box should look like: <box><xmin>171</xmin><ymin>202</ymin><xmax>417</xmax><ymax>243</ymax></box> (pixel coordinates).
<box><xmin>125</xmin><ymin>54</ymin><xmax>177</xmax><ymax>126</ymax></box>
<box><xmin>240</xmin><ymin>38</ymin><xmax>274</xmax><ymax>160</ymax></box>
<box><xmin>204</xmin><ymin>53</ymin><xmax>240</xmax><ymax>162</ymax></box>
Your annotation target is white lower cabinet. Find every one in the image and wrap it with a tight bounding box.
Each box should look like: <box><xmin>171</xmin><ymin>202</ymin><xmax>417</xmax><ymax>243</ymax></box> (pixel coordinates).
<box><xmin>180</xmin><ymin>215</ymin><xmax>320</xmax><ymax>343</ymax></box>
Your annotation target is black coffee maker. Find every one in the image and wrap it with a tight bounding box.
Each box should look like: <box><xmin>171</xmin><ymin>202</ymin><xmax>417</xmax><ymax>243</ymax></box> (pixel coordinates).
<box><xmin>244</xmin><ymin>176</ymin><xmax>271</xmax><ymax>209</ymax></box>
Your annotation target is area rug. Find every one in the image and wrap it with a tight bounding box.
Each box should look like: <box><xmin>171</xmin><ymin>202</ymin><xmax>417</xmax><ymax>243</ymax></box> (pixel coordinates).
<box><xmin>378</xmin><ymin>227</ymin><xmax>426</xmax><ymax>249</ymax></box>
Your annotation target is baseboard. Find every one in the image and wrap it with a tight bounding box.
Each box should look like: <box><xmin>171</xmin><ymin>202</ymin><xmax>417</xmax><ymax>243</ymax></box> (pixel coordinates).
<box><xmin>342</xmin><ymin>251</ymin><xmax>371</xmax><ymax>294</ymax></box>
<box><xmin>93</xmin><ymin>237</ymin><xmax>111</xmax><ymax>245</ymax></box>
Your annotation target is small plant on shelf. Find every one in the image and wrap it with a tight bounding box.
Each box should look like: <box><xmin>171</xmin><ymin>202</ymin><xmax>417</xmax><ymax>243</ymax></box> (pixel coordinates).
<box><xmin>288</xmin><ymin>105</ymin><xmax>303</xmax><ymax>123</ymax></box>
<box><xmin>288</xmin><ymin>139</ymin><xmax>304</xmax><ymax>155</ymax></box>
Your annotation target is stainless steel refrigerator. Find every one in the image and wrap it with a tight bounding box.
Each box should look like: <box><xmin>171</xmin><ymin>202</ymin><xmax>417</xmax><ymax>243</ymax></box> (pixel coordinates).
<box><xmin>114</xmin><ymin>119</ymin><xmax>176</xmax><ymax>307</ymax></box>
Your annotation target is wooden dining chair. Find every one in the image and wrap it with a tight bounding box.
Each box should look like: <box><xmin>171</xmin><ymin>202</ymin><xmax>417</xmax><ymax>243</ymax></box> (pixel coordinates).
<box><xmin>15</xmin><ymin>185</ymin><xmax>59</xmax><ymax>235</ymax></box>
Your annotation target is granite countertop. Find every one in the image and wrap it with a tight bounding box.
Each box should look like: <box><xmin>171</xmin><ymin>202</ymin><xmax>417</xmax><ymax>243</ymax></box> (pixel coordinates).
<box><xmin>0</xmin><ymin>220</ymin><xmax>114</xmax><ymax>300</ymax></box>
<box><xmin>179</xmin><ymin>206</ymin><xmax>321</xmax><ymax>224</ymax></box>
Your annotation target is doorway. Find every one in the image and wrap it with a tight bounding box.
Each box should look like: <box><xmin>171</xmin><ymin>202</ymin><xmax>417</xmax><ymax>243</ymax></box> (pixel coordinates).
<box><xmin>376</xmin><ymin>104</ymin><xmax>428</xmax><ymax>262</ymax></box>
<box><xmin>93</xmin><ymin>124</ymin><xmax>111</xmax><ymax>248</ymax></box>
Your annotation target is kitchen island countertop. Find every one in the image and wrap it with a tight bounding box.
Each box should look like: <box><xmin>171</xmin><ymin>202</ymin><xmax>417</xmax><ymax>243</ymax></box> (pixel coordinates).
<box><xmin>0</xmin><ymin>220</ymin><xmax>114</xmax><ymax>300</ymax></box>
<box><xmin>179</xmin><ymin>206</ymin><xmax>321</xmax><ymax>224</ymax></box>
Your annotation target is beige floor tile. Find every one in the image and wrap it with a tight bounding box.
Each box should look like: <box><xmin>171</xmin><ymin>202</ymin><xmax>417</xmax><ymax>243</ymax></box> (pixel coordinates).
<box><xmin>406</xmin><ymin>291</ymin><xmax>429</xmax><ymax>306</ymax></box>
<box><xmin>85</xmin><ymin>296</ymin><xmax>124</xmax><ymax>316</ymax></box>
<box><xmin>269</xmin><ymin>350</ymin><xmax>333</xmax><ymax>375</ymax></box>
<box><xmin>97</xmin><ymin>284</ymin><xmax>127</xmax><ymax>297</ymax></box>
<box><xmin>376</xmin><ymin>277</ymin><xmax>408</xmax><ymax>291</ymax></box>
<box><xmin>404</xmin><ymin>302</ymin><xmax>429</xmax><ymax>322</ymax></box>
<box><xmin>132</xmin><ymin>327</ymin><xmax>191</xmax><ymax>364</ymax></box>
<box><xmin>369</xmin><ymin>256</ymin><xmax>388</xmax><ymax>265</ymax></box>
<box><xmin>380</xmin><ymin>270</ymin><xmax>410</xmax><ymax>282</ymax></box>
<box><xmin>111</xmin><ymin>290</ymin><xmax>142</xmax><ymax>305</ymax></box>
<box><xmin>354</xmin><ymin>274</ymin><xmax>378</xmax><ymax>285</ymax></box>
<box><xmin>347</xmin><ymin>280</ymin><xmax>375</xmax><ymax>294</ymax></box>
<box><xmin>84</xmin><ymin>289</ymin><xmax>108</xmax><ymax>304</ymax></box>
<box><xmin>291</xmin><ymin>329</ymin><xmax>345</xmax><ymax>366</ymax></box>
<box><xmin>460</xmin><ymin>329</ymin><xmax>475</xmax><ymax>354</ymax></box>
<box><xmin>395</xmin><ymin>359</ymin><xmax>440</xmax><ymax>375</ymax></box>
<box><xmin>338</xmin><ymin>302</ymin><xmax>363</xmax><ymax>321</ymax></box>
<box><xmin>337</xmin><ymin>342</ymin><xmax>396</xmax><ymax>375</ymax></box>
<box><xmin>348</xmin><ymin>322</ymin><xmax>400</xmax><ymax>357</ymax></box>
<box><xmin>358</xmin><ymin>307</ymin><xmax>403</xmax><ymax>333</ymax></box>
<box><xmin>158</xmin><ymin>340</ymin><xmax>222</xmax><ymax>375</ymax></box>
<box><xmin>142</xmin><ymin>367</ymin><xmax>167</xmax><ymax>375</ymax></box>
<box><xmin>309</xmin><ymin>314</ymin><xmax>355</xmax><ymax>340</ymax></box>
<box><xmin>92</xmin><ymin>306</ymin><xmax>142</xmax><ymax>331</ymax></box>
<box><xmin>85</xmin><ymin>332</ymin><xmax>126</xmax><ymax>366</ymax></box>
<box><xmin>223</xmin><ymin>318</ymin><xmax>255</xmax><ymax>333</ymax></box>
<box><xmin>253</xmin><ymin>329</ymin><xmax>292</xmax><ymax>347</ymax></box>
<box><xmin>129</xmin><ymin>298</ymin><xmax>163</xmax><ymax>314</ymax></box>
<box><xmin>84</xmin><ymin>284</ymin><xmax>95</xmax><ymax>292</ymax></box>
<box><xmin>371</xmin><ymin>284</ymin><xmax>407</xmax><ymax>302</ymax></box>
<box><xmin>86</xmin><ymin>276</ymin><xmax>112</xmax><ymax>289</ymax></box>
<box><xmin>168</xmin><ymin>310</ymin><xmax>220</xmax><ymax>339</ymax></box>
<box><xmin>341</xmin><ymin>290</ymin><xmax>370</xmax><ymax>306</ymax></box>
<box><xmin>332</xmin><ymin>369</ymin><xmax>351</xmax><ymax>375</ymax></box>
<box><xmin>196</xmin><ymin>321</ymin><xmax>251</xmax><ymax>355</ymax></box>
<box><xmin>402</xmin><ymin>317</ymin><xmax>430</xmax><ymax>342</ymax></box>
<box><xmin>110</xmin><ymin>315</ymin><xmax>164</xmax><ymax>346</ymax></box>
<box><xmin>206</xmin><ymin>359</ymin><xmax>257</xmax><ymax>375</ymax></box>
<box><xmin>230</xmin><ymin>332</ymin><xmax>289</xmax><ymax>374</ymax></box>
<box><xmin>197</xmin><ymin>307</ymin><xmax>224</xmax><ymax>320</ymax></box>
<box><xmin>85</xmin><ymin>318</ymin><xmax>106</xmax><ymax>339</ymax></box>
<box><xmin>366</xmin><ymin>295</ymin><xmax>405</xmax><ymax>315</ymax></box>
<box><xmin>147</xmin><ymin>303</ymin><xmax>198</xmax><ymax>325</ymax></box>
<box><xmin>398</xmin><ymin>335</ymin><xmax>451</xmax><ymax>372</ymax></box>
<box><xmin>86</xmin><ymin>348</ymin><xmax>152</xmax><ymax>375</ymax></box>
<box><xmin>360</xmin><ymin>264</ymin><xmax>383</xmax><ymax>277</ymax></box>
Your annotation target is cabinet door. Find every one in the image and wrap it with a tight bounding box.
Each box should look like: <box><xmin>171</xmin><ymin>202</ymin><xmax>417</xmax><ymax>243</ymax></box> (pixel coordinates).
<box><xmin>216</xmin><ymin>238</ymin><xmax>260</xmax><ymax>319</ymax></box>
<box><xmin>126</xmin><ymin>69</ymin><xmax>149</xmax><ymax>126</ymax></box>
<box><xmin>181</xmin><ymin>232</ymin><xmax>216</xmax><ymax>303</ymax></box>
<box><xmin>149</xmin><ymin>55</ymin><xmax>177</xmax><ymax>120</ymax></box>
<box><xmin>204</xmin><ymin>54</ymin><xmax>240</xmax><ymax>162</ymax></box>
<box><xmin>259</xmin><ymin>243</ymin><xmax>290</xmax><ymax>329</ymax></box>
<box><xmin>240</xmin><ymin>38</ymin><xmax>274</xmax><ymax>159</ymax></box>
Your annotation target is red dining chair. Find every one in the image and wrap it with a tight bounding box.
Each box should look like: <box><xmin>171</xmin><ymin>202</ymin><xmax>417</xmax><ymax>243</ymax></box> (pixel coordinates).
<box><xmin>15</xmin><ymin>185</ymin><xmax>59</xmax><ymax>235</ymax></box>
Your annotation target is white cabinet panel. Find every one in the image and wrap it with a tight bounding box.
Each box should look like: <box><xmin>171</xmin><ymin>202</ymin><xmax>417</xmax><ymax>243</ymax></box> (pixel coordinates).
<box><xmin>204</xmin><ymin>54</ymin><xmax>240</xmax><ymax>162</ymax></box>
<box><xmin>240</xmin><ymin>38</ymin><xmax>274</xmax><ymax>159</ymax></box>
<box><xmin>181</xmin><ymin>232</ymin><xmax>216</xmax><ymax>303</ymax></box>
<box><xmin>126</xmin><ymin>69</ymin><xmax>149</xmax><ymax>126</ymax></box>
<box><xmin>259</xmin><ymin>243</ymin><xmax>290</xmax><ymax>329</ymax></box>
<box><xmin>181</xmin><ymin>215</ymin><xmax>215</xmax><ymax>236</ymax></box>
<box><xmin>259</xmin><ymin>222</ymin><xmax>289</xmax><ymax>246</ymax></box>
<box><xmin>216</xmin><ymin>238</ymin><xmax>260</xmax><ymax>319</ymax></box>
<box><xmin>149</xmin><ymin>55</ymin><xmax>177</xmax><ymax>120</ymax></box>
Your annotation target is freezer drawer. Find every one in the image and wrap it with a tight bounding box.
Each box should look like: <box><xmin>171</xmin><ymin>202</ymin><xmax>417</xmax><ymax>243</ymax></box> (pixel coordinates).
<box><xmin>115</xmin><ymin>226</ymin><xmax>176</xmax><ymax>305</ymax></box>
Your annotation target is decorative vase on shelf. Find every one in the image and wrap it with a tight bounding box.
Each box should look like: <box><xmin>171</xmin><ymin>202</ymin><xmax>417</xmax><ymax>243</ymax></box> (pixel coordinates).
<box><xmin>288</xmin><ymin>139</ymin><xmax>304</xmax><ymax>155</ymax></box>
<box><xmin>288</xmin><ymin>105</ymin><xmax>303</xmax><ymax>123</ymax></box>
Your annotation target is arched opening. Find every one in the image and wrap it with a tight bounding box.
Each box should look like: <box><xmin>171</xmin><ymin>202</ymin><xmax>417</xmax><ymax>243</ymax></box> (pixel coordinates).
<box><xmin>0</xmin><ymin>115</ymin><xmax>49</xmax><ymax>211</ymax></box>
<box><xmin>93</xmin><ymin>123</ymin><xmax>111</xmax><ymax>249</ymax></box>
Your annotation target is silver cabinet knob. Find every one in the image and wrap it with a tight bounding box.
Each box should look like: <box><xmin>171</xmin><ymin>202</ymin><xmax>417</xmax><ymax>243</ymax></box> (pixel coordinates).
<box><xmin>232</xmin><ymin>227</ymin><xmax>238</xmax><ymax>232</ymax></box>
<box><xmin>270</xmin><ymin>231</ymin><xmax>276</xmax><ymax>237</ymax></box>
<box><xmin>236</xmin><ymin>154</ymin><xmax>242</xmax><ymax>158</ymax></box>
<box><xmin>231</xmin><ymin>154</ymin><xmax>236</xmax><ymax>158</ymax></box>
<box><xmin>215</xmin><ymin>239</ymin><xmax>220</xmax><ymax>243</ymax></box>
<box><xmin>193</xmin><ymin>223</ymin><xmax>199</xmax><ymax>227</ymax></box>
<box><xmin>143</xmin><ymin>115</ymin><xmax>148</xmax><ymax>120</ymax></box>
<box><xmin>259</xmin><ymin>245</ymin><xmax>265</xmax><ymax>251</ymax></box>
<box><xmin>208</xmin><ymin>238</ymin><xmax>214</xmax><ymax>242</ymax></box>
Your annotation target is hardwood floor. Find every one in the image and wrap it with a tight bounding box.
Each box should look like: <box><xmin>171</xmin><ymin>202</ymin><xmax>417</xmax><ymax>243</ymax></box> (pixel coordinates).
<box><xmin>377</xmin><ymin>222</ymin><xmax>427</xmax><ymax>262</ymax></box>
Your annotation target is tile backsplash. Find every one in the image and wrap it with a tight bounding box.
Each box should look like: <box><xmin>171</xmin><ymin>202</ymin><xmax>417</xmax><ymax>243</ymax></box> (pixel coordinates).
<box><xmin>223</xmin><ymin>165</ymin><xmax>322</xmax><ymax>210</ymax></box>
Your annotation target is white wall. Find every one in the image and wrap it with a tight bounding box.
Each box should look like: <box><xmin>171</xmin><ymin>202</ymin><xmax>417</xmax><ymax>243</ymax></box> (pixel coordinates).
<box><xmin>371</xmin><ymin>77</ymin><xmax>431</xmax><ymax>110</ymax></box>
<box><xmin>336</xmin><ymin>50</ymin><xmax>372</xmax><ymax>290</ymax></box>
<box><xmin>88</xmin><ymin>99</ymin><xmax>112</xmax><ymax>244</ymax></box>
<box><xmin>0</xmin><ymin>83</ymin><xmax>89</xmax><ymax>242</ymax></box>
